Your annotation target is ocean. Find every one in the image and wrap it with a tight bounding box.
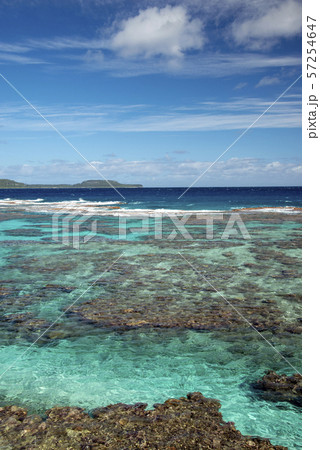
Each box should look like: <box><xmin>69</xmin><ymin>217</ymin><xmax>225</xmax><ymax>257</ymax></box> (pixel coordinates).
<box><xmin>0</xmin><ymin>186</ymin><xmax>302</xmax><ymax>212</ymax></box>
<box><xmin>0</xmin><ymin>186</ymin><xmax>302</xmax><ymax>448</ymax></box>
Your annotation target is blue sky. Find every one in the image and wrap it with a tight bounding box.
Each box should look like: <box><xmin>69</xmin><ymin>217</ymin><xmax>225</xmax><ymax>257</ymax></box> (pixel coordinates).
<box><xmin>0</xmin><ymin>0</ymin><xmax>302</xmax><ymax>186</ymax></box>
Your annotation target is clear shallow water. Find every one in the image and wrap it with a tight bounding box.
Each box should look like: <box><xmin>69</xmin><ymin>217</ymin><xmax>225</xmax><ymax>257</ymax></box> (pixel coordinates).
<box><xmin>0</xmin><ymin>187</ymin><xmax>302</xmax><ymax>449</ymax></box>
<box><xmin>0</xmin><ymin>329</ymin><xmax>301</xmax><ymax>449</ymax></box>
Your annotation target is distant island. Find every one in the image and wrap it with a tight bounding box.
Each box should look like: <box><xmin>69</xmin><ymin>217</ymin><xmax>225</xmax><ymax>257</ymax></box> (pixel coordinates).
<box><xmin>0</xmin><ymin>179</ymin><xmax>143</xmax><ymax>189</ymax></box>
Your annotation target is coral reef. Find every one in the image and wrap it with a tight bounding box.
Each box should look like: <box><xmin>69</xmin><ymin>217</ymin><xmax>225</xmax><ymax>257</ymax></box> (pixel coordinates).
<box><xmin>252</xmin><ymin>371</ymin><xmax>302</xmax><ymax>407</ymax></box>
<box><xmin>0</xmin><ymin>393</ymin><xmax>286</xmax><ymax>449</ymax></box>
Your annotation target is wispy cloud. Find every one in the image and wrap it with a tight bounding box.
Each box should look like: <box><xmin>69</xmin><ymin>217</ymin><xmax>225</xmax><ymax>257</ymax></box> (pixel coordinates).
<box><xmin>0</xmin><ymin>42</ymin><xmax>31</xmax><ymax>53</ymax></box>
<box><xmin>234</xmin><ymin>82</ymin><xmax>247</xmax><ymax>90</ymax></box>
<box><xmin>172</xmin><ymin>150</ymin><xmax>189</xmax><ymax>155</ymax></box>
<box><xmin>256</xmin><ymin>76</ymin><xmax>281</xmax><ymax>88</ymax></box>
<box><xmin>0</xmin><ymin>37</ymin><xmax>301</xmax><ymax>76</ymax></box>
<box><xmin>0</xmin><ymin>52</ymin><xmax>45</xmax><ymax>65</ymax></box>
<box><xmin>78</xmin><ymin>52</ymin><xmax>301</xmax><ymax>78</ymax></box>
<box><xmin>0</xmin><ymin>96</ymin><xmax>301</xmax><ymax>134</ymax></box>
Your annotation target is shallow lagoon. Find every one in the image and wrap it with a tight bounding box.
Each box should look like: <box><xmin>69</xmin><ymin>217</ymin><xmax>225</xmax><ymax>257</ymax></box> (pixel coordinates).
<box><xmin>0</xmin><ymin>209</ymin><xmax>301</xmax><ymax>448</ymax></box>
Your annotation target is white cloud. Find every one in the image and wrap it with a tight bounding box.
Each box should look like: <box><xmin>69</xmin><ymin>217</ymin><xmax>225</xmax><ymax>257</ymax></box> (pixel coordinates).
<box><xmin>232</xmin><ymin>0</ymin><xmax>301</xmax><ymax>49</ymax></box>
<box><xmin>265</xmin><ymin>161</ymin><xmax>282</xmax><ymax>170</ymax></box>
<box><xmin>256</xmin><ymin>76</ymin><xmax>281</xmax><ymax>88</ymax></box>
<box><xmin>0</xmin><ymin>1</ymin><xmax>301</xmax><ymax>74</ymax></box>
<box><xmin>0</xmin><ymin>1</ymin><xmax>302</xmax><ymax>68</ymax></box>
<box><xmin>108</xmin><ymin>5</ymin><xmax>204</xmax><ymax>59</ymax></box>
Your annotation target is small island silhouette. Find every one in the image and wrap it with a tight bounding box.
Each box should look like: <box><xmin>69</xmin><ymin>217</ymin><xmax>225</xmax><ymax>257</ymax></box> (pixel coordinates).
<box><xmin>0</xmin><ymin>179</ymin><xmax>143</xmax><ymax>189</ymax></box>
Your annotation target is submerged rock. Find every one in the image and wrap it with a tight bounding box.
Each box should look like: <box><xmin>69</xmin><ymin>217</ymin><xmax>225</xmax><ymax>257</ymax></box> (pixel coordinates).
<box><xmin>0</xmin><ymin>393</ymin><xmax>286</xmax><ymax>449</ymax></box>
<box><xmin>252</xmin><ymin>371</ymin><xmax>302</xmax><ymax>407</ymax></box>
<box><xmin>67</xmin><ymin>295</ymin><xmax>301</xmax><ymax>335</ymax></box>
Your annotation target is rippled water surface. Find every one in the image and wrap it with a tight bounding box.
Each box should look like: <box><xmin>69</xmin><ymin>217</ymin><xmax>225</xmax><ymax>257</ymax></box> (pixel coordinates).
<box><xmin>0</xmin><ymin>195</ymin><xmax>302</xmax><ymax>449</ymax></box>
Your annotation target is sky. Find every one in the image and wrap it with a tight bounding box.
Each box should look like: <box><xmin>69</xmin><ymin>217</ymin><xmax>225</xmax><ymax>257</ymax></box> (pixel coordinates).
<box><xmin>0</xmin><ymin>0</ymin><xmax>302</xmax><ymax>187</ymax></box>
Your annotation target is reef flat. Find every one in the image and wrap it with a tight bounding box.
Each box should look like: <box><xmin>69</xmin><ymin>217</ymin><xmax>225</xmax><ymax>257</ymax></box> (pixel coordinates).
<box><xmin>0</xmin><ymin>210</ymin><xmax>302</xmax><ymax>448</ymax></box>
<box><xmin>0</xmin><ymin>392</ymin><xmax>287</xmax><ymax>449</ymax></box>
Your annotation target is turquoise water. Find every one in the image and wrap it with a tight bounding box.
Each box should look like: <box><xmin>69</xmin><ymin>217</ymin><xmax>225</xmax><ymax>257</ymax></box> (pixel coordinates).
<box><xmin>0</xmin><ymin>210</ymin><xmax>302</xmax><ymax>448</ymax></box>
<box><xmin>0</xmin><ymin>329</ymin><xmax>300</xmax><ymax>449</ymax></box>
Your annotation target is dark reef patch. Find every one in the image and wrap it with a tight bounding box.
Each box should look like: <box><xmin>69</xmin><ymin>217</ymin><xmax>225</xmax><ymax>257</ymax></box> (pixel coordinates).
<box><xmin>0</xmin><ymin>393</ymin><xmax>286</xmax><ymax>449</ymax></box>
<box><xmin>252</xmin><ymin>371</ymin><xmax>302</xmax><ymax>407</ymax></box>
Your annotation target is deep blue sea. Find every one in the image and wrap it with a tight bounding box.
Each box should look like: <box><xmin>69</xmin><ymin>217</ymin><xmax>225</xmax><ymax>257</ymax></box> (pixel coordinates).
<box><xmin>0</xmin><ymin>186</ymin><xmax>302</xmax><ymax>211</ymax></box>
